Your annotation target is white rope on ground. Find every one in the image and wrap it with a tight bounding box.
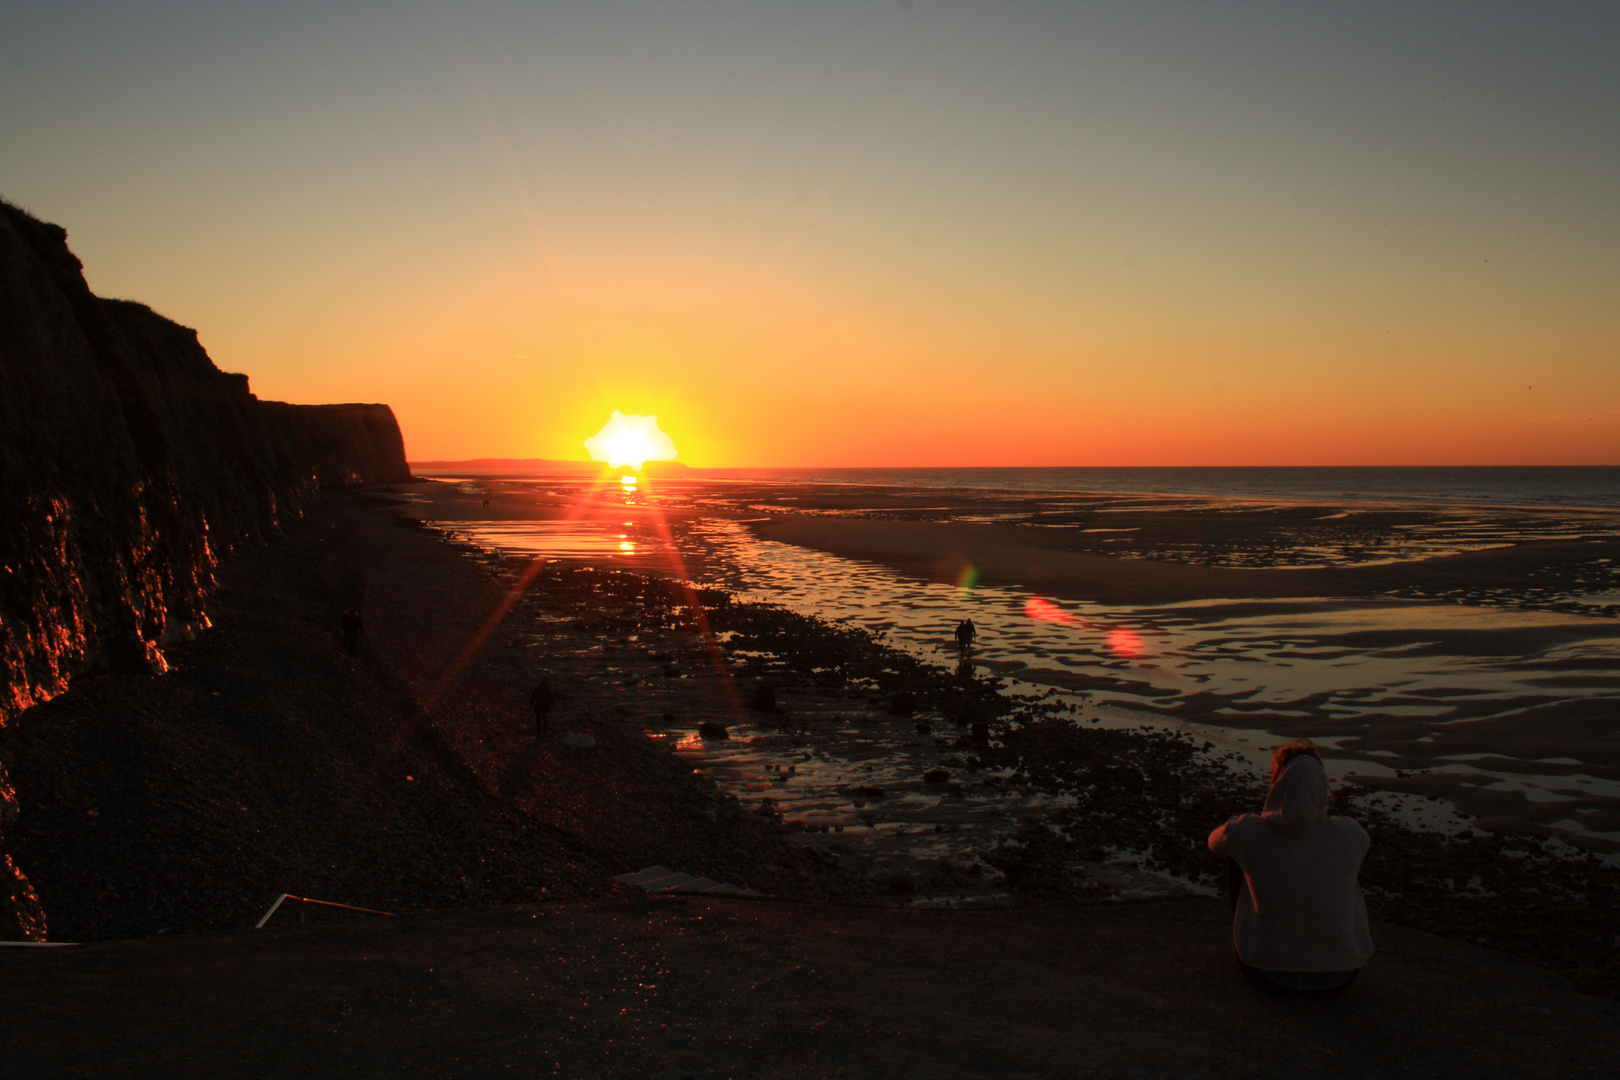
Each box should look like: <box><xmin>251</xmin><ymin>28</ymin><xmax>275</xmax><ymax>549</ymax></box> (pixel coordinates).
<box><xmin>255</xmin><ymin>894</ymin><xmax>395</xmax><ymax>929</ymax></box>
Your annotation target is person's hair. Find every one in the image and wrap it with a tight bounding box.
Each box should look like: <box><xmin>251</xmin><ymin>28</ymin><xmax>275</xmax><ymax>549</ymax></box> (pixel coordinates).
<box><xmin>1269</xmin><ymin>740</ymin><xmax>1321</xmax><ymax>786</ymax></box>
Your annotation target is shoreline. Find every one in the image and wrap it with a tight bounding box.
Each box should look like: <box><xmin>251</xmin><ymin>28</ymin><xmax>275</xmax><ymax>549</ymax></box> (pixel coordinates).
<box><xmin>398</xmin><ymin>474</ymin><xmax>1620</xmax><ymax>854</ymax></box>
<box><xmin>416</xmin><ymin>463</ymin><xmax>1620</xmax><ymax>515</ymax></box>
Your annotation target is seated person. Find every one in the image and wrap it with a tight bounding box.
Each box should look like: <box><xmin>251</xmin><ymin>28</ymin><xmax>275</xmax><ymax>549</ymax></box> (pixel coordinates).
<box><xmin>1208</xmin><ymin>740</ymin><xmax>1373</xmax><ymax>995</ymax></box>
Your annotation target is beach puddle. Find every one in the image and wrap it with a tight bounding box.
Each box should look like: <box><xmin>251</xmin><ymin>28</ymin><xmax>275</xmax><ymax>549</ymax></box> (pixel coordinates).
<box><xmin>450</xmin><ymin>520</ymin><xmax>674</xmax><ymax>574</ymax></box>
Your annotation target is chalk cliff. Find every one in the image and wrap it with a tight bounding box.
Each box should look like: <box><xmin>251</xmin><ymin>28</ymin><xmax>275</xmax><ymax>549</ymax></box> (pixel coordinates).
<box><xmin>0</xmin><ymin>199</ymin><xmax>410</xmax><ymax>938</ymax></box>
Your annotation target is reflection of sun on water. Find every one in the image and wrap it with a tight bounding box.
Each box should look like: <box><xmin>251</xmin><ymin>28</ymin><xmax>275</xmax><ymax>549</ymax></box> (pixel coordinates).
<box><xmin>1107</xmin><ymin>627</ymin><xmax>1144</xmax><ymax>657</ymax></box>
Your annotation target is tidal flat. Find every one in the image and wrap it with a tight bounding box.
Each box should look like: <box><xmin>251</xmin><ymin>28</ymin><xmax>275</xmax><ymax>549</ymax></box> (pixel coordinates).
<box><xmin>400</xmin><ymin>472</ymin><xmax>1620</xmax><ymax>998</ymax></box>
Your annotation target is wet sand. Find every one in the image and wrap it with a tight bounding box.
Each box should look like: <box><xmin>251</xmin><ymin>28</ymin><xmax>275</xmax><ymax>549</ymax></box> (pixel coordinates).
<box><xmin>754</xmin><ymin>515</ymin><xmax>1620</xmax><ymax>836</ymax></box>
<box><xmin>754</xmin><ymin>515</ymin><xmax>1620</xmax><ymax>606</ymax></box>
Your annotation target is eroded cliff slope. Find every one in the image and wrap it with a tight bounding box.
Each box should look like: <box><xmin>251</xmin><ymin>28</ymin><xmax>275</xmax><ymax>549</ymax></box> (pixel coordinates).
<box><xmin>0</xmin><ymin>199</ymin><xmax>409</xmax><ymax>937</ymax></box>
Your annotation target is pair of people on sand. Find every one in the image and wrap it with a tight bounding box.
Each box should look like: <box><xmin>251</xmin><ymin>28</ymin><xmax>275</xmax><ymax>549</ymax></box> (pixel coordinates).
<box><xmin>953</xmin><ymin>618</ymin><xmax>976</xmax><ymax>657</ymax></box>
<box><xmin>1209</xmin><ymin>740</ymin><xmax>1373</xmax><ymax>996</ymax></box>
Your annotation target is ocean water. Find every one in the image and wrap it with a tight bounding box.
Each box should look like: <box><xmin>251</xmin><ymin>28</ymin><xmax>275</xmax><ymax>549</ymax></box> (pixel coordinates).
<box><xmin>687</xmin><ymin>465</ymin><xmax>1620</xmax><ymax>511</ymax></box>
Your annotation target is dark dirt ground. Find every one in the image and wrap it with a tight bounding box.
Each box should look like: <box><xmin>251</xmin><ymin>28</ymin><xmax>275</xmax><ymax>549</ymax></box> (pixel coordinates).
<box><xmin>2</xmin><ymin>493</ymin><xmax>853</xmax><ymax>945</ymax></box>
<box><xmin>4</xmin><ymin>491</ymin><xmax>1620</xmax><ymax>1077</ymax></box>
<box><xmin>5</xmin><ymin>894</ymin><xmax>1618</xmax><ymax>1079</ymax></box>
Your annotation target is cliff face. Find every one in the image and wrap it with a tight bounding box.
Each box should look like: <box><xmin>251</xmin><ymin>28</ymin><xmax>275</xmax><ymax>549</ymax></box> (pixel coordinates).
<box><xmin>0</xmin><ymin>200</ymin><xmax>410</xmax><ymax>938</ymax></box>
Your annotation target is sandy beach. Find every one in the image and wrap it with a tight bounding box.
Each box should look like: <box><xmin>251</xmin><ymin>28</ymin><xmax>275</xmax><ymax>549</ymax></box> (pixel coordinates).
<box><xmin>7</xmin><ymin>894</ymin><xmax>1619</xmax><ymax>1079</ymax></box>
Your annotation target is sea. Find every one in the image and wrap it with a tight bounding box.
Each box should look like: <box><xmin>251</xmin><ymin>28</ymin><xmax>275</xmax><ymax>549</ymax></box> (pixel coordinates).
<box><xmin>409</xmin><ymin>464</ymin><xmax>1620</xmax><ymax>856</ymax></box>
<box><xmin>685</xmin><ymin>465</ymin><xmax>1620</xmax><ymax>511</ymax></box>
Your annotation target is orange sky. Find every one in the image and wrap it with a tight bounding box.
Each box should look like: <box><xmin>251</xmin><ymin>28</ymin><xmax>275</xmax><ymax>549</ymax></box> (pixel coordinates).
<box><xmin>3</xmin><ymin>3</ymin><xmax>1616</xmax><ymax>465</ymax></box>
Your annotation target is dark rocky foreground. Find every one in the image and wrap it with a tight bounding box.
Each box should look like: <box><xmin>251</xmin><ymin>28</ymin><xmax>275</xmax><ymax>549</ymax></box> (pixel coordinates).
<box><xmin>0</xmin><ymin>200</ymin><xmax>410</xmax><ymax>936</ymax></box>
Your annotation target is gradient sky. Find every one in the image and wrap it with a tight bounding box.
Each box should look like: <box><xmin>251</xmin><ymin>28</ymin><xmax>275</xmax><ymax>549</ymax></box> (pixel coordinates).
<box><xmin>3</xmin><ymin>2</ymin><xmax>1616</xmax><ymax>466</ymax></box>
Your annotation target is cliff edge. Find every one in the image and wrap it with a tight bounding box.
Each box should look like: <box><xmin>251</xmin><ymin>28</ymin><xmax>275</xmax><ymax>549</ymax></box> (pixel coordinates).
<box><xmin>0</xmin><ymin>199</ymin><xmax>410</xmax><ymax>937</ymax></box>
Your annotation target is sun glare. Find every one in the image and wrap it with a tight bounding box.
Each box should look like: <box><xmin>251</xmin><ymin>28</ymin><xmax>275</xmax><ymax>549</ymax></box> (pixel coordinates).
<box><xmin>584</xmin><ymin>411</ymin><xmax>678</xmax><ymax>470</ymax></box>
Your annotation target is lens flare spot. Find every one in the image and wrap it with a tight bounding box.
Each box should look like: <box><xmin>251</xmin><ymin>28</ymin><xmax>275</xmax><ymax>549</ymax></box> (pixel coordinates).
<box><xmin>956</xmin><ymin>564</ymin><xmax>979</xmax><ymax>595</ymax></box>
<box><xmin>1024</xmin><ymin>597</ymin><xmax>1077</xmax><ymax>626</ymax></box>
<box><xmin>584</xmin><ymin>412</ymin><xmax>677</xmax><ymax>470</ymax></box>
<box><xmin>1107</xmin><ymin>627</ymin><xmax>1143</xmax><ymax>657</ymax></box>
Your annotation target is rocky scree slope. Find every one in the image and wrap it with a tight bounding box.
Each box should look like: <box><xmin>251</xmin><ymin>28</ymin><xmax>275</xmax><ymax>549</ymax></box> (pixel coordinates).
<box><xmin>0</xmin><ymin>199</ymin><xmax>409</xmax><ymax>937</ymax></box>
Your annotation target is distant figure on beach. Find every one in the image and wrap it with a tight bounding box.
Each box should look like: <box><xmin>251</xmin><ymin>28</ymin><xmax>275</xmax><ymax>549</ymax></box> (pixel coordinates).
<box><xmin>341</xmin><ymin>609</ymin><xmax>363</xmax><ymax>656</ymax></box>
<box><xmin>529</xmin><ymin>677</ymin><xmax>555</xmax><ymax>735</ymax></box>
<box><xmin>954</xmin><ymin>619</ymin><xmax>976</xmax><ymax>658</ymax></box>
<box><xmin>1208</xmin><ymin>741</ymin><xmax>1372</xmax><ymax>996</ymax></box>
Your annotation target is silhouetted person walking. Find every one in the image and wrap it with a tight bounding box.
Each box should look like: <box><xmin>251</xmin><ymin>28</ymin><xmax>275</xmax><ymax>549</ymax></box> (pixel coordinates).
<box><xmin>530</xmin><ymin>677</ymin><xmax>555</xmax><ymax>735</ymax></box>
<box><xmin>341</xmin><ymin>609</ymin><xmax>363</xmax><ymax>656</ymax></box>
<box><xmin>954</xmin><ymin>618</ymin><xmax>977</xmax><ymax>658</ymax></box>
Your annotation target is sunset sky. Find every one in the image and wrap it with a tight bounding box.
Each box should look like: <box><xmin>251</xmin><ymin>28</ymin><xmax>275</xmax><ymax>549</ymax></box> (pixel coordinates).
<box><xmin>3</xmin><ymin>2</ymin><xmax>1616</xmax><ymax>466</ymax></box>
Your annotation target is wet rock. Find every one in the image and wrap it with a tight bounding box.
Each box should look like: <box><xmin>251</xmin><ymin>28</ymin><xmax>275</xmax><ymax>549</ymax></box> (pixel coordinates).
<box><xmin>971</xmin><ymin>721</ymin><xmax>990</xmax><ymax>744</ymax></box>
<box><xmin>872</xmin><ymin>869</ymin><xmax>914</xmax><ymax>895</ymax></box>
<box><xmin>923</xmin><ymin>768</ymin><xmax>951</xmax><ymax>784</ymax></box>
<box><xmin>889</xmin><ymin>692</ymin><xmax>917</xmax><ymax>717</ymax></box>
<box><xmin>915</xmin><ymin>721</ymin><xmax>931</xmax><ymax>734</ymax></box>
<box><xmin>750</xmin><ymin>686</ymin><xmax>776</xmax><ymax>712</ymax></box>
<box><xmin>697</xmin><ymin>722</ymin><xmax>729</xmax><ymax>740</ymax></box>
<box><xmin>808</xmin><ymin>841</ymin><xmax>839</xmax><ymax>866</ymax></box>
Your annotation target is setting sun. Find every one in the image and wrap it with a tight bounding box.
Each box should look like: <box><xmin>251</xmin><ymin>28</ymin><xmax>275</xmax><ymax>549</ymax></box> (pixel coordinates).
<box><xmin>583</xmin><ymin>412</ymin><xmax>677</xmax><ymax>471</ymax></box>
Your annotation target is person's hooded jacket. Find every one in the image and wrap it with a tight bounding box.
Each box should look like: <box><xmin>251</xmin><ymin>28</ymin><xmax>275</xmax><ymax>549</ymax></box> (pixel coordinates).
<box><xmin>1208</xmin><ymin>755</ymin><xmax>1373</xmax><ymax>972</ymax></box>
